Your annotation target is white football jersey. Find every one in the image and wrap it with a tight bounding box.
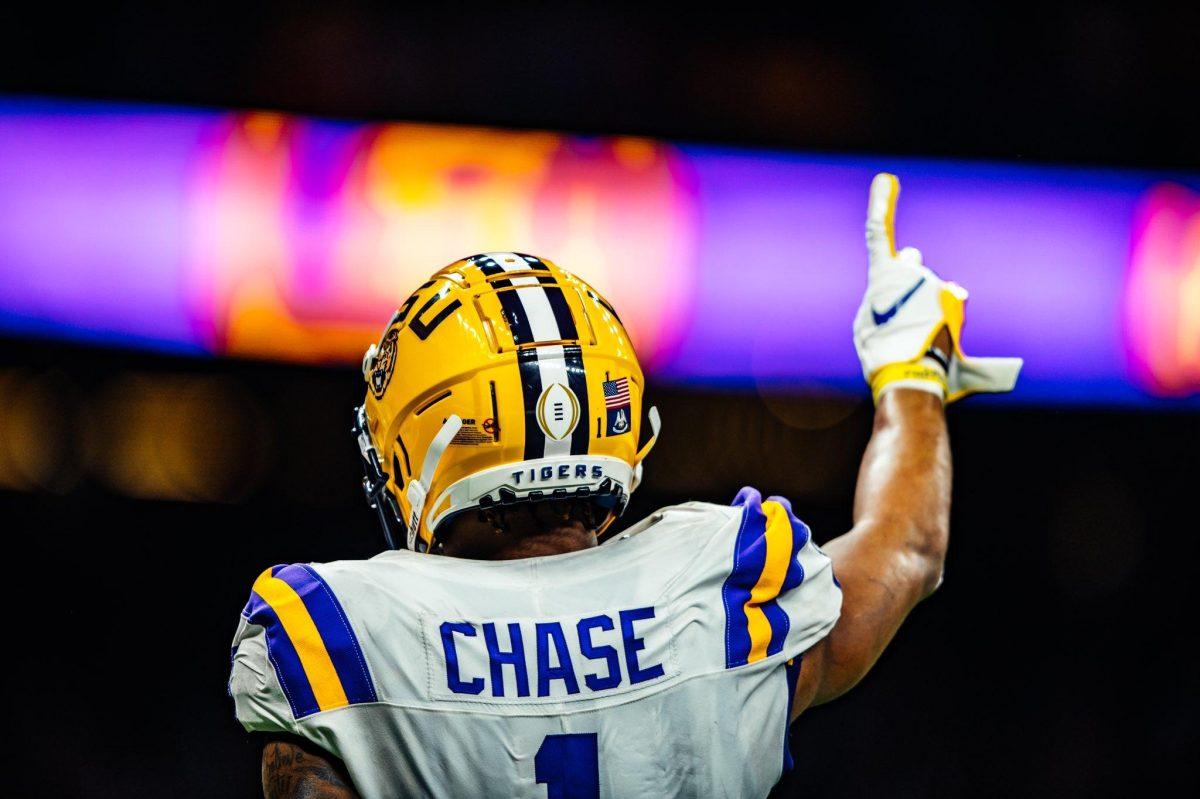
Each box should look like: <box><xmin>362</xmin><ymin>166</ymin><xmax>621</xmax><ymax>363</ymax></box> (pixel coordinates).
<box><xmin>229</xmin><ymin>488</ymin><xmax>842</xmax><ymax>798</ymax></box>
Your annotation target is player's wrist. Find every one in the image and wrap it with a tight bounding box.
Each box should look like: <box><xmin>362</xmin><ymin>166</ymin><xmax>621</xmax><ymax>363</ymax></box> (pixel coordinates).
<box><xmin>870</xmin><ymin>354</ymin><xmax>948</xmax><ymax>404</ymax></box>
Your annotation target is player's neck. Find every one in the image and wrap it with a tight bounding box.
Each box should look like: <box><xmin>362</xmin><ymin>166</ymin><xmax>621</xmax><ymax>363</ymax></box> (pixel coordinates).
<box><xmin>442</xmin><ymin>522</ymin><xmax>598</xmax><ymax>560</ymax></box>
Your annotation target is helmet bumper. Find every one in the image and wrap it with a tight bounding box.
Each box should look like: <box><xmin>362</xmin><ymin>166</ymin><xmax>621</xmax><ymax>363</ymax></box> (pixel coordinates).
<box><xmin>427</xmin><ymin>454</ymin><xmax>633</xmax><ymax>535</ymax></box>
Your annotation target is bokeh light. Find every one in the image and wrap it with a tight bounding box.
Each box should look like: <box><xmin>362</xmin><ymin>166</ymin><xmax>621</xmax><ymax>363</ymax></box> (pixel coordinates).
<box><xmin>1125</xmin><ymin>183</ymin><xmax>1200</xmax><ymax>396</ymax></box>
<box><xmin>2</xmin><ymin>98</ymin><xmax>1198</xmax><ymax>404</ymax></box>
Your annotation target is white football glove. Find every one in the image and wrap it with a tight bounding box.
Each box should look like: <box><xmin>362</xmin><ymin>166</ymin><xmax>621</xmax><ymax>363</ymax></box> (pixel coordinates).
<box><xmin>853</xmin><ymin>173</ymin><xmax>1023</xmax><ymax>403</ymax></box>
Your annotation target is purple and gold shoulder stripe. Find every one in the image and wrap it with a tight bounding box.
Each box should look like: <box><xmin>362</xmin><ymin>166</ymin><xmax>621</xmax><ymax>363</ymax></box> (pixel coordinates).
<box><xmin>242</xmin><ymin>564</ymin><xmax>378</xmax><ymax>719</ymax></box>
<box><xmin>721</xmin><ymin>487</ymin><xmax>810</xmax><ymax>669</ymax></box>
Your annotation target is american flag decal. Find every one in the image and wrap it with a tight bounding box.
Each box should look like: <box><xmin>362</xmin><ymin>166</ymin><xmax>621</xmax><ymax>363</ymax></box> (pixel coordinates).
<box><xmin>603</xmin><ymin>377</ymin><xmax>631</xmax><ymax>409</ymax></box>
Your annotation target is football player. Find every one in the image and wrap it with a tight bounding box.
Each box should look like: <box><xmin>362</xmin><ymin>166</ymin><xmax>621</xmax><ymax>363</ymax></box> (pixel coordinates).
<box><xmin>229</xmin><ymin>173</ymin><xmax>1021</xmax><ymax>798</ymax></box>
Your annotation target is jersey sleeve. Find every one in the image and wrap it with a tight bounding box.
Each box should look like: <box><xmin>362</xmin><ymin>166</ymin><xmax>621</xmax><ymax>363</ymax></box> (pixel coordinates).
<box><xmin>228</xmin><ymin>563</ymin><xmax>379</xmax><ymax>733</ymax></box>
<box><xmin>719</xmin><ymin>487</ymin><xmax>842</xmax><ymax>669</ymax></box>
<box><xmin>229</xmin><ymin>612</ymin><xmax>296</xmax><ymax>734</ymax></box>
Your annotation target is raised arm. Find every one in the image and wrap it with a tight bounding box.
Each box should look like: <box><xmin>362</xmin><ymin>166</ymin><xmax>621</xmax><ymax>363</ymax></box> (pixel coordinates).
<box><xmin>794</xmin><ymin>383</ymin><xmax>950</xmax><ymax>711</ymax></box>
<box><xmin>262</xmin><ymin>737</ymin><xmax>361</xmax><ymax>799</ymax></box>
<box><xmin>791</xmin><ymin>174</ymin><xmax>1021</xmax><ymax>717</ymax></box>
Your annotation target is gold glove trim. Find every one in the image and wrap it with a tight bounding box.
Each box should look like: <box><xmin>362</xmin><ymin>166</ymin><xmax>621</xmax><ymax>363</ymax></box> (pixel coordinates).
<box><xmin>871</xmin><ymin>362</ymin><xmax>948</xmax><ymax>403</ymax></box>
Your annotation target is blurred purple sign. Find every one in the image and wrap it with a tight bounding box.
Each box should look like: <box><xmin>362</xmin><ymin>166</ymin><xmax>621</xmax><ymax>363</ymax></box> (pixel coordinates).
<box><xmin>1</xmin><ymin>97</ymin><xmax>1198</xmax><ymax>405</ymax></box>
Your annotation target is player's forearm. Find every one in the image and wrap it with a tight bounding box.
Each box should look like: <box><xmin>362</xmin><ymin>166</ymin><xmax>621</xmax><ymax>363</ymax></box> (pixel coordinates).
<box><xmin>849</xmin><ymin>387</ymin><xmax>951</xmax><ymax>598</ymax></box>
<box><xmin>799</xmin><ymin>388</ymin><xmax>950</xmax><ymax>707</ymax></box>
<box><xmin>262</xmin><ymin>739</ymin><xmax>361</xmax><ymax>799</ymax></box>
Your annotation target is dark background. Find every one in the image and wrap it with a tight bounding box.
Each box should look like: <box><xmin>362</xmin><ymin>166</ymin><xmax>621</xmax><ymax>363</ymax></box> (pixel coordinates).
<box><xmin>4</xmin><ymin>1</ymin><xmax>1200</xmax><ymax>170</ymax></box>
<box><xmin>1</xmin><ymin>3</ymin><xmax>1198</xmax><ymax>797</ymax></box>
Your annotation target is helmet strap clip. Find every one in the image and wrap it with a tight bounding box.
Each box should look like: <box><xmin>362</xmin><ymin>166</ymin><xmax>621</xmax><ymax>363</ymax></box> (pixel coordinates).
<box><xmin>404</xmin><ymin>414</ymin><xmax>463</xmax><ymax>550</ymax></box>
<box><xmin>631</xmin><ymin>406</ymin><xmax>662</xmax><ymax>492</ymax></box>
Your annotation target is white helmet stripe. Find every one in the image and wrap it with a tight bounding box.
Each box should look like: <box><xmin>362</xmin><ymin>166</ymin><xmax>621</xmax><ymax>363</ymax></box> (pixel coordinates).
<box><xmin>534</xmin><ymin>344</ymin><xmax>573</xmax><ymax>458</ymax></box>
<box><xmin>484</xmin><ymin>251</ymin><xmax>564</xmax><ymax>344</ymax></box>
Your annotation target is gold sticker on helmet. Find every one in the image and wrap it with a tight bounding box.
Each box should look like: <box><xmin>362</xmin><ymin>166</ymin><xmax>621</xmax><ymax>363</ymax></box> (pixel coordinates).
<box><xmin>536</xmin><ymin>383</ymin><xmax>581</xmax><ymax>441</ymax></box>
<box><xmin>369</xmin><ymin>328</ymin><xmax>399</xmax><ymax>399</ymax></box>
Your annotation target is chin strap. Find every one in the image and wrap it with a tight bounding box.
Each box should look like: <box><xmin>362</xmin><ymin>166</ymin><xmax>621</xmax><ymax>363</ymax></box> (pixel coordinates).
<box><xmin>630</xmin><ymin>406</ymin><xmax>661</xmax><ymax>493</ymax></box>
<box><xmin>404</xmin><ymin>415</ymin><xmax>463</xmax><ymax>550</ymax></box>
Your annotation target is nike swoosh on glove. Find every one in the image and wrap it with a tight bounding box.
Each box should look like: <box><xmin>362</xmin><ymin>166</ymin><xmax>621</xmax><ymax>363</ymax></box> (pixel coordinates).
<box><xmin>853</xmin><ymin>173</ymin><xmax>1023</xmax><ymax>403</ymax></box>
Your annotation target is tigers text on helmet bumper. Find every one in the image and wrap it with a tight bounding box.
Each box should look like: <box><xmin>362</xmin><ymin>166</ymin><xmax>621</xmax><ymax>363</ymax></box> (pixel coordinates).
<box><xmin>427</xmin><ymin>455</ymin><xmax>637</xmax><ymax>533</ymax></box>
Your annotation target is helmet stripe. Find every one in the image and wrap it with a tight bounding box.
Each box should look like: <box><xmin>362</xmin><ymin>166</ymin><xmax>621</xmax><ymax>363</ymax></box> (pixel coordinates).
<box><xmin>477</xmin><ymin>253</ymin><xmax>590</xmax><ymax>460</ymax></box>
<box><xmin>477</xmin><ymin>252</ymin><xmax>578</xmax><ymax>344</ymax></box>
<box><xmin>534</xmin><ymin>345</ymin><xmax>574</xmax><ymax>458</ymax></box>
<box><xmin>474</xmin><ymin>254</ymin><xmax>534</xmax><ymax>344</ymax></box>
<box><xmin>563</xmin><ymin>344</ymin><xmax>591</xmax><ymax>456</ymax></box>
<box><xmin>515</xmin><ymin>252</ymin><xmax>550</xmax><ymax>271</ymax></box>
<box><xmin>517</xmin><ymin>347</ymin><xmax>547</xmax><ymax>460</ymax></box>
<box><xmin>541</xmin><ymin>283</ymin><xmax>579</xmax><ymax>341</ymax></box>
<box><xmin>514</xmin><ymin>251</ymin><xmax>576</xmax><ymax>340</ymax></box>
<box><xmin>513</xmin><ymin>285</ymin><xmax>565</xmax><ymax>342</ymax></box>
<box><xmin>516</xmin><ymin>344</ymin><xmax>593</xmax><ymax>460</ymax></box>
<box><xmin>497</xmin><ymin>287</ymin><xmax>536</xmax><ymax>345</ymax></box>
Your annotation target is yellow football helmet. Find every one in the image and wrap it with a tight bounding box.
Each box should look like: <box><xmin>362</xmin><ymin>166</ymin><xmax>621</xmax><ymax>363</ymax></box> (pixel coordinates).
<box><xmin>353</xmin><ymin>252</ymin><xmax>661</xmax><ymax>552</ymax></box>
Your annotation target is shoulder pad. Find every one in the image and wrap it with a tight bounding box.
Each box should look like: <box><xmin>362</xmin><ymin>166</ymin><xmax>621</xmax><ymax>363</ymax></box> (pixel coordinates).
<box><xmin>237</xmin><ymin>563</ymin><xmax>378</xmax><ymax>720</ymax></box>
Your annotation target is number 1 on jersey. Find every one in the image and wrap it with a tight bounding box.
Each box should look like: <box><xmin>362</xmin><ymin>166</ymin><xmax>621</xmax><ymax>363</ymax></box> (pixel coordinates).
<box><xmin>535</xmin><ymin>733</ymin><xmax>599</xmax><ymax>799</ymax></box>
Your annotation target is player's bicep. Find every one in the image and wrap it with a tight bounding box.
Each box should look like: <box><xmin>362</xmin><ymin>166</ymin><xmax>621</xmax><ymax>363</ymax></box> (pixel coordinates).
<box><xmin>262</xmin><ymin>736</ymin><xmax>360</xmax><ymax>799</ymax></box>
<box><xmin>791</xmin><ymin>519</ymin><xmax>932</xmax><ymax>715</ymax></box>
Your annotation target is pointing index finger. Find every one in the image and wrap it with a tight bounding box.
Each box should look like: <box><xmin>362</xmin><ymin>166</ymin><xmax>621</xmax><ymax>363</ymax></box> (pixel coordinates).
<box><xmin>866</xmin><ymin>172</ymin><xmax>900</xmax><ymax>266</ymax></box>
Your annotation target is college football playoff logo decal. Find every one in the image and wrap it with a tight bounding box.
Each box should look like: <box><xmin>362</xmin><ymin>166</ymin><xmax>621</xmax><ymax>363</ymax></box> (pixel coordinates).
<box><xmin>536</xmin><ymin>383</ymin><xmax>581</xmax><ymax>441</ymax></box>
<box><xmin>369</xmin><ymin>328</ymin><xmax>399</xmax><ymax>399</ymax></box>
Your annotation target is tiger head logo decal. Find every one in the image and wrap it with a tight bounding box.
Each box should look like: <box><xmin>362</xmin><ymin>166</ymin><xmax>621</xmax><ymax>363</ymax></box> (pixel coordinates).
<box><xmin>370</xmin><ymin>328</ymin><xmax>400</xmax><ymax>399</ymax></box>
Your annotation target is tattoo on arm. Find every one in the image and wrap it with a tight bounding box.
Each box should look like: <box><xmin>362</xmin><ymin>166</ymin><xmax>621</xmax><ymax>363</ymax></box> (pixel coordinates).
<box><xmin>262</xmin><ymin>738</ymin><xmax>360</xmax><ymax>799</ymax></box>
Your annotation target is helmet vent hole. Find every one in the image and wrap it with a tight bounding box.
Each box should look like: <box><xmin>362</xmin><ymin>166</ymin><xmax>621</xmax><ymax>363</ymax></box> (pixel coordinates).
<box><xmin>394</xmin><ymin>434</ymin><xmax>412</xmax><ymax>478</ymax></box>
<box><xmin>414</xmin><ymin>390</ymin><xmax>452</xmax><ymax>416</ymax></box>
